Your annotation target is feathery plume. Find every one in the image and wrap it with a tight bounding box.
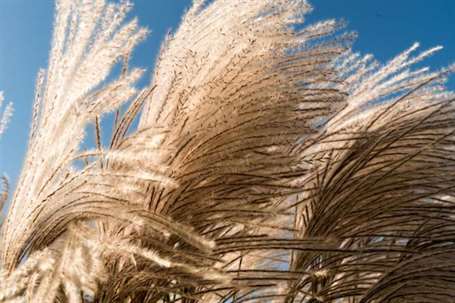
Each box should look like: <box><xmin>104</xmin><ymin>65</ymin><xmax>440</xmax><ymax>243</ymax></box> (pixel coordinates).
<box><xmin>0</xmin><ymin>0</ymin><xmax>147</xmax><ymax>272</ymax></box>
<box><xmin>0</xmin><ymin>92</ymin><xmax>13</xmax><ymax>140</ymax></box>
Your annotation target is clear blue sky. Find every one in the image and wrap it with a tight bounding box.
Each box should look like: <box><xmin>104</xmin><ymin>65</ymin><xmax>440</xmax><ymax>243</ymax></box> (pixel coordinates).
<box><xmin>0</xmin><ymin>0</ymin><xmax>454</xmax><ymax>189</ymax></box>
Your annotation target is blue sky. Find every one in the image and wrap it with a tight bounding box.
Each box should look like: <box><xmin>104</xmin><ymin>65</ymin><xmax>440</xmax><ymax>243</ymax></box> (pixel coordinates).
<box><xmin>0</xmin><ymin>0</ymin><xmax>454</xmax><ymax>188</ymax></box>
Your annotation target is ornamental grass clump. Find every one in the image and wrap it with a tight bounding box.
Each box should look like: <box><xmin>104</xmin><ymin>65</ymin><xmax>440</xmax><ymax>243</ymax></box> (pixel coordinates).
<box><xmin>0</xmin><ymin>0</ymin><xmax>455</xmax><ymax>302</ymax></box>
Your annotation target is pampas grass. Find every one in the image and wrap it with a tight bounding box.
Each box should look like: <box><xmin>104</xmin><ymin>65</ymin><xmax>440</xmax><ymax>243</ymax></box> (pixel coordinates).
<box><xmin>0</xmin><ymin>92</ymin><xmax>13</xmax><ymax>140</ymax></box>
<box><xmin>0</xmin><ymin>0</ymin><xmax>454</xmax><ymax>302</ymax></box>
